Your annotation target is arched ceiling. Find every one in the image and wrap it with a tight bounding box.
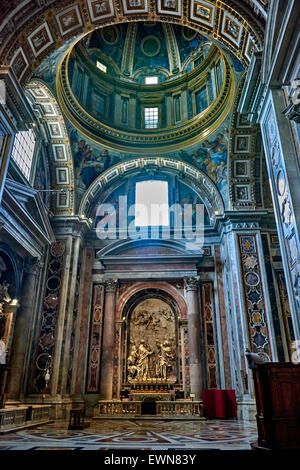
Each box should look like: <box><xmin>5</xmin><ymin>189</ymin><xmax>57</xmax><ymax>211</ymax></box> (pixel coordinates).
<box><xmin>0</xmin><ymin>1</ymin><xmax>268</xmax><ymax>85</ymax></box>
<box><xmin>79</xmin><ymin>156</ymin><xmax>225</xmax><ymax>221</ymax></box>
<box><xmin>26</xmin><ymin>79</ymin><xmax>75</xmax><ymax>214</ymax></box>
<box><xmin>0</xmin><ymin>1</ymin><xmax>270</xmax><ymax>217</ymax></box>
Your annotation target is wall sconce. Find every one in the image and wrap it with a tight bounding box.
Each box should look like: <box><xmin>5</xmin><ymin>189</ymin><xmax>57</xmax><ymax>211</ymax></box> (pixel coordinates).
<box><xmin>44</xmin><ymin>368</ymin><xmax>51</xmax><ymax>386</ymax></box>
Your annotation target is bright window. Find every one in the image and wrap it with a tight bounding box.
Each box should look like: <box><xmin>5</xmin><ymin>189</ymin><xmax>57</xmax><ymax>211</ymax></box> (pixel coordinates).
<box><xmin>135</xmin><ymin>180</ymin><xmax>169</xmax><ymax>226</ymax></box>
<box><xmin>11</xmin><ymin>129</ymin><xmax>35</xmax><ymax>180</ymax></box>
<box><xmin>96</xmin><ymin>61</ymin><xmax>107</xmax><ymax>73</ymax></box>
<box><xmin>145</xmin><ymin>76</ymin><xmax>158</xmax><ymax>85</ymax></box>
<box><xmin>144</xmin><ymin>107</ymin><xmax>159</xmax><ymax>129</ymax></box>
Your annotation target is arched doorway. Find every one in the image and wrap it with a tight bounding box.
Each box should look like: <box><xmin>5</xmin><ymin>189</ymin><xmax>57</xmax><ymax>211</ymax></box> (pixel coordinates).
<box><xmin>120</xmin><ymin>287</ymin><xmax>185</xmax><ymax>413</ymax></box>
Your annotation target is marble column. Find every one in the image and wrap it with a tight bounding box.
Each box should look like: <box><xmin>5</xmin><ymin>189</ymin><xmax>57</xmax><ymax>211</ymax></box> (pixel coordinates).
<box><xmin>60</xmin><ymin>236</ymin><xmax>81</xmax><ymax>395</ymax></box>
<box><xmin>7</xmin><ymin>256</ymin><xmax>42</xmax><ymax>400</ymax></box>
<box><xmin>184</xmin><ymin>276</ymin><xmax>202</xmax><ymax>400</ymax></box>
<box><xmin>100</xmin><ymin>279</ymin><xmax>118</xmax><ymax>400</ymax></box>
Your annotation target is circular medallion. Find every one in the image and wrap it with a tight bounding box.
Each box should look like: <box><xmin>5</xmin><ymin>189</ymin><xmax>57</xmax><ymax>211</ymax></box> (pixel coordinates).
<box><xmin>276</xmin><ymin>169</ymin><xmax>286</xmax><ymax>196</ymax></box>
<box><xmin>245</xmin><ymin>272</ymin><xmax>260</xmax><ymax>287</ymax></box>
<box><xmin>141</xmin><ymin>35</ymin><xmax>161</xmax><ymax>57</ymax></box>
<box><xmin>47</xmin><ymin>275</ymin><xmax>61</xmax><ymax>291</ymax></box>
<box><xmin>36</xmin><ymin>353</ymin><xmax>51</xmax><ymax>371</ymax></box>
<box><xmin>208</xmin><ymin>349</ymin><xmax>215</xmax><ymax>363</ymax></box>
<box><xmin>100</xmin><ymin>25</ymin><xmax>119</xmax><ymax>45</ymax></box>
<box><xmin>182</xmin><ymin>27</ymin><xmax>198</xmax><ymax>42</ymax></box>
<box><xmin>50</xmin><ymin>241</ymin><xmax>65</xmax><ymax>257</ymax></box>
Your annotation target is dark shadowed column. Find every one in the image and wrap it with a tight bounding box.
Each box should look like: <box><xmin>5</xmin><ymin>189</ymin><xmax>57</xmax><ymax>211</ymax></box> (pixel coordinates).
<box><xmin>7</xmin><ymin>257</ymin><xmax>42</xmax><ymax>400</ymax></box>
<box><xmin>100</xmin><ymin>278</ymin><xmax>118</xmax><ymax>400</ymax></box>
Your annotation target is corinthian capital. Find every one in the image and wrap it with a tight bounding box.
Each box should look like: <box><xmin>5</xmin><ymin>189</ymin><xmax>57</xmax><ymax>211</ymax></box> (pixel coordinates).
<box><xmin>184</xmin><ymin>276</ymin><xmax>199</xmax><ymax>292</ymax></box>
<box><xmin>105</xmin><ymin>278</ymin><xmax>118</xmax><ymax>293</ymax></box>
<box><xmin>24</xmin><ymin>256</ymin><xmax>42</xmax><ymax>275</ymax></box>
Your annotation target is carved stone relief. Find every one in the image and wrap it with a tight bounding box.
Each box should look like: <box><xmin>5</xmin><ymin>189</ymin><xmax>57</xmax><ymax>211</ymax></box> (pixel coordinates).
<box><xmin>127</xmin><ymin>298</ymin><xmax>177</xmax><ymax>383</ymax></box>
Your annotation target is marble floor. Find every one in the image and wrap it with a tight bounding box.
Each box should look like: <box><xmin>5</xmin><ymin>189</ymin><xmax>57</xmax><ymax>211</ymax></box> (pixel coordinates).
<box><xmin>0</xmin><ymin>419</ymin><xmax>258</xmax><ymax>450</ymax></box>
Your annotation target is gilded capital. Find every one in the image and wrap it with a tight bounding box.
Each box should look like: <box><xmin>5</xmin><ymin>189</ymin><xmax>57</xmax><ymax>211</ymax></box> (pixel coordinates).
<box><xmin>184</xmin><ymin>276</ymin><xmax>199</xmax><ymax>292</ymax></box>
<box><xmin>105</xmin><ymin>278</ymin><xmax>118</xmax><ymax>293</ymax></box>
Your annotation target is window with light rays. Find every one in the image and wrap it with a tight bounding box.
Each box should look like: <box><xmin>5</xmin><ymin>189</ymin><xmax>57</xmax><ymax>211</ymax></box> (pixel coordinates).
<box><xmin>144</xmin><ymin>107</ymin><xmax>159</xmax><ymax>129</ymax></box>
<box><xmin>135</xmin><ymin>180</ymin><xmax>169</xmax><ymax>227</ymax></box>
<box><xmin>11</xmin><ymin>129</ymin><xmax>35</xmax><ymax>180</ymax></box>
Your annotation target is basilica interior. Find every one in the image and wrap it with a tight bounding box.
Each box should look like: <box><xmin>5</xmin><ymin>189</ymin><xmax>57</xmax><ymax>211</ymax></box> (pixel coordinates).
<box><xmin>0</xmin><ymin>0</ymin><xmax>299</xmax><ymax>452</ymax></box>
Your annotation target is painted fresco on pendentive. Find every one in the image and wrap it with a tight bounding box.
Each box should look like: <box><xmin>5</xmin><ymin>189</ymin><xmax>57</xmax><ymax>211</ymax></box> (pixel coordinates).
<box><xmin>70</xmin><ymin>128</ymin><xmax>121</xmax><ymax>189</ymax></box>
<box><xmin>68</xmin><ymin>122</ymin><xmax>229</xmax><ymax>206</ymax></box>
<box><xmin>175</xmin><ymin>122</ymin><xmax>229</xmax><ymax>204</ymax></box>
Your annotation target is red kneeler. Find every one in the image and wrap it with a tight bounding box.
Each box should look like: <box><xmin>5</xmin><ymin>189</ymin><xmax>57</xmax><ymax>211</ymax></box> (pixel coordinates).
<box><xmin>202</xmin><ymin>389</ymin><xmax>237</xmax><ymax>419</ymax></box>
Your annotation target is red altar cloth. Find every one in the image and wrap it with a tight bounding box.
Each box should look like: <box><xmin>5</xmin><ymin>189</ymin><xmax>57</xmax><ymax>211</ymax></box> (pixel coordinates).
<box><xmin>202</xmin><ymin>389</ymin><xmax>237</xmax><ymax>419</ymax></box>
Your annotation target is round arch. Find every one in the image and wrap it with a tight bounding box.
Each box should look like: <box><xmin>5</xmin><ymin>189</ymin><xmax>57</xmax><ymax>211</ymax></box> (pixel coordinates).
<box><xmin>79</xmin><ymin>156</ymin><xmax>225</xmax><ymax>221</ymax></box>
<box><xmin>116</xmin><ymin>281</ymin><xmax>188</xmax><ymax>322</ymax></box>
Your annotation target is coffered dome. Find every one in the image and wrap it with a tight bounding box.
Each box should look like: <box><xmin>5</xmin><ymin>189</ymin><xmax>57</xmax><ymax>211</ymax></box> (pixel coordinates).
<box><xmin>85</xmin><ymin>22</ymin><xmax>212</xmax><ymax>80</ymax></box>
<box><xmin>57</xmin><ymin>21</ymin><xmax>235</xmax><ymax>153</ymax></box>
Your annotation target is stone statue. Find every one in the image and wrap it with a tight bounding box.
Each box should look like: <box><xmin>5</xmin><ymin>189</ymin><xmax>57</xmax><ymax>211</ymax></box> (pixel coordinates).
<box><xmin>156</xmin><ymin>340</ymin><xmax>175</xmax><ymax>380</ymax></box>
<box><xmin>0</xmin><ymin>281</ymin><xmax>11</xmax><ymax>304</ymax></box>
<box><xmin>245</xmin><ymin>348</ymin><xmax>270</xmax><ymax>370</ymax></box>
<box><xmin>0</xmin><ymin>339</ymin><xmax>7</xmax><ymax>365</ymax></box>
<box><xmin>127</xmin><ymin>341</ymin><xmax>138</xmax><ymax>381</ymax></box>
<box><xmin>136</xmin><ymin>340</ymin><xmax>153</xmax><ymax>381</ymax></box>
<box><xmin>127</xmin><ymin>298</ymin><xmax>177</xmax><ymax>383</ymax></box>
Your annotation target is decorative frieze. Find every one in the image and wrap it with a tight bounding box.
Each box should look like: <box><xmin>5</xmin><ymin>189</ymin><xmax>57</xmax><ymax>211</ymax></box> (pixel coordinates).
<box><xmin>86</xmin><ymin>284</ymin><xmax>105</xmax><ymax>393</ymax></box>
<box><xmin>261</xmin><ymin>97</ymin><xmax>300</xmax><ymax>338</ymax></box>
<box><xmin>30</xmin><ymin>240</ymin><xmax>66</xmax><ymax>394</ymax></box>
<box><xmin>238</xmin><ymin>235</ymin><xmax>271</xmax><ymax>357</ymax></box>
<box><xmin>200</xmin><ymin>281</ymin><xmax>219</xmax><ymax>389</ymax></box>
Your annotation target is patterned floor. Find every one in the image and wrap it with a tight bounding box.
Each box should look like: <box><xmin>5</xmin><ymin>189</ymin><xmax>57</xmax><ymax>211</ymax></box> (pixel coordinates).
<box><xmin>0</xmin><ymin>419</ymin><xmax>258</xmax><ymax>450</ymax></box>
